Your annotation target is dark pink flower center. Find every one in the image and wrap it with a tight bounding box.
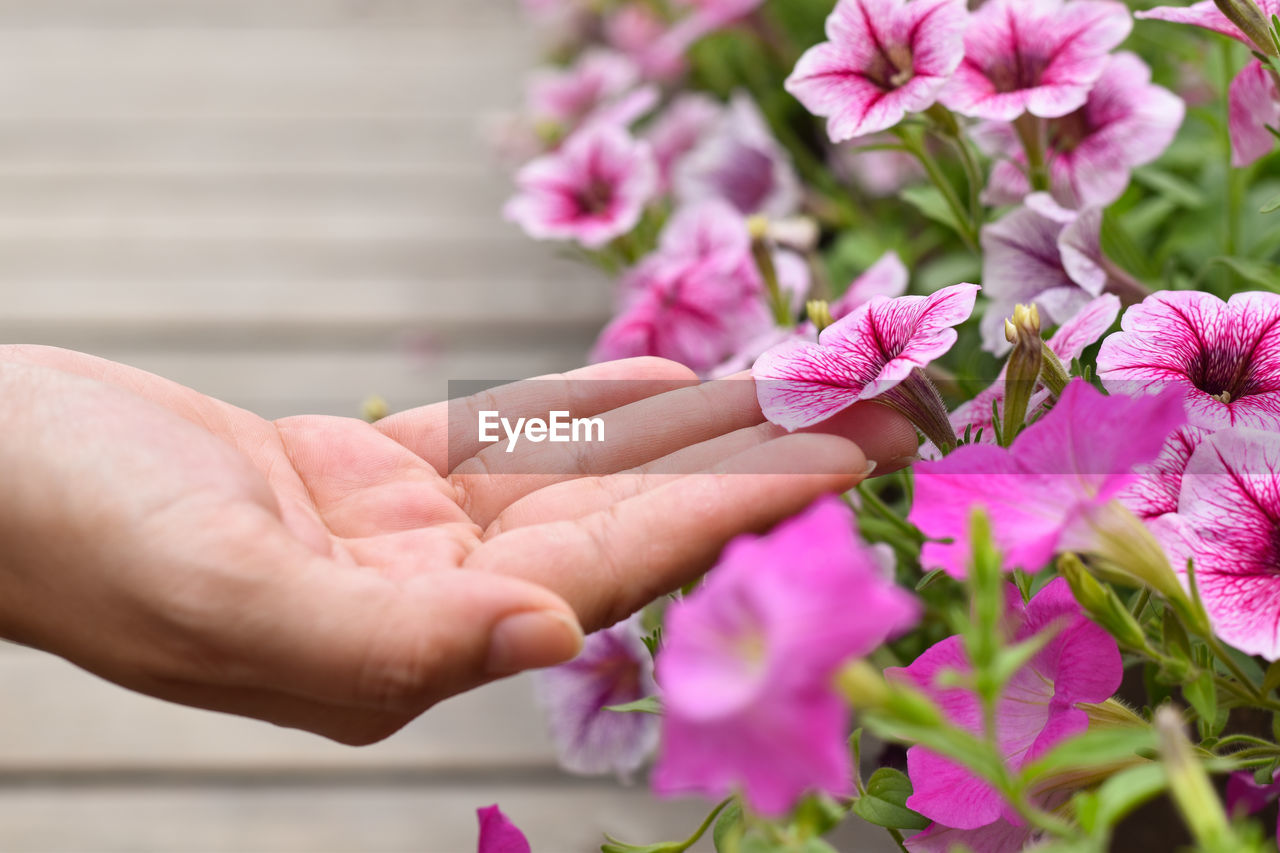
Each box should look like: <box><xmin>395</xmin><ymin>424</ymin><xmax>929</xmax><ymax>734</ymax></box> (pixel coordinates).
<box><xmin>574</xmin><ymin>176</ymin><xmax>616</xmax><ymax>217</ymax></box>
<box><xmin>710</xmin><ymin>144</ymin><xmax>776</xmax><ymax>214</ymax></box>
<box><xmin>1190</xmin><ymin>347</ymin><xmax>1260</xmax><ymax>404</ymax></box>
<box><xmin>1048</xmin><ymin>109</ymin><xmax>1093</xmax><ymax>153</ymax></box>
<box><xmin>866</xmin><ymin>42</ymin><xmax>916</xmax><ymax>90</ymax></box>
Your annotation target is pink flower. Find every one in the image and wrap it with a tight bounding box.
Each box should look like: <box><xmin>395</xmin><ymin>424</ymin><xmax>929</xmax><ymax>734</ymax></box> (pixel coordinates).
<box><xmin>673</xmin><ymin>92</ymin><xmax>802</xmax><ymax>217</ymax></box>
<box><xmin>1226</xmin><ymin>770</ymin><xmax>1280</xmax><ymax>836</ymax></box>
<box><xmin>909</xmin><ymin>380</ymin><xmax>1187</xmax><ymax>578</ymax></box>
<box><xmin>525</xmin><ymin>50</ymin><xmax>640</xmax><ymax>129</ymax></box>
<box><xmin>906</xmin><ymin>814</ymin><xmax>1044</xmax><ymax>853</ymax></box>
<box><xmin>652</xmin><ymin>497</ymin><xmax>919</xmax><ymax>816</ymax></box>
<box><xmin>605</xmin><ymin>6</ymin><xmax>688</xmax><ymax>82</ymax></box>
<box><xmin>1229</xmin><ymin>60</ymin><xmax>1280</xmax><ymax>167</ymax></box>
<box><xmin>591</xmin><ymin>201</ymin><xmax>772</xmax><ymax>373</ymax></box>
<box><xmin>1097</xmin><ymin>290</ymin><xmax>1280</xmax><ymax>430</ymax></box>
<box><xmin>504</xmin><ymin>123</ymin><xmax>657</xmax><ymax>249</ymax></box>
<box><xmin>1117</xmin><ymin>426</ymin><xmax>1211</xmax><ymax>522</ymax></box>
<box><xmin>753</xmin><ymin>283</ymin><xmax>980</xmax><ymax>431</ymax></box>
<box><xmin>645</xmin><ymin>94</ymin><xmax>722</xmax><ymax>192</ymax></box>
<box><xmin>532</xmin><ymin>615</ymin><xmax>658</xmax><ymax>778</ymax></box>
<box><xmin>1137</xmin><ymin>0</ymin><xmax>1280</xmax><ymax>49</ymax></box>
<box><xmin>977</xmin><ymin>52</ymin><xmax>1185</xmax><ymax>208</ymax></box>
<box><xmin>785</xmin><ymin>0</ymin><xmax>968</xmax><ymax>141</ymax></box>
<box><xmin>831</xmin><ymin>251</ymin><xmax>910</xmax><ymax>319</ymax></box>
<box><xmin>674</xmin><ymin>0</ymin><xmax>765</xmax><ymax>26</ymax></box>
<box><xmin>941</xmin><ymin>0</ymin><xmax>1132</xmax><ymax>122</ymax></box>
<box><xmin>980</xmin><ymin>194</ymin><xmax>1106</xmax><ymax>355</ymax></box>
<box><xmin>476</xmin><ymin>805</ymin><xmax>531</xmax><ymax>853</ymax></box>
<box><xmin>1153</xmin><ymin>428</ymin><xmax>1280</xmax><ymax>660</ymax></box>
<box><xmin>889</xmin><ymin>579</ymin><xmax>1123</xmax><ymax>830</ymax></box>
<box><xmin>830</xmin><ymin>135</ymin><xmax>925</xmax><ymax>197</ymax></box>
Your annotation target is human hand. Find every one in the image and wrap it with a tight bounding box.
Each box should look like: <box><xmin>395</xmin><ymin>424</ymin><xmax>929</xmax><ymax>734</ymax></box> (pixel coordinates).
<box><xmin>0</xmin><ymin>345</ymin><xmax>916</xmax><ymax>744</ymax></box>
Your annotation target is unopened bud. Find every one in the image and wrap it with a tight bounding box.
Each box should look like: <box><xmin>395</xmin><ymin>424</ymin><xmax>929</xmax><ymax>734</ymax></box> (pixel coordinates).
<box><xmin>1213</xmin><ymin>0</ymin><xmax>1278</xmax><ymax>56</ymax></box>
<box><xmin>361</xmin><ymin>394</ymin><xmax>390</xmax><ymax>423</ymax></box>
<box><xmin>746</xmin><ymin>214</ymin><xmax>771</xmax><ymax>242</ymax></box>
<box><xmin>1059</xmin><ymin>553</ymin><xmax>1149</xmax><ymax>651</ymax></box>
<box><xmin>838</xmin><ymin>660</ymin><xmax>945</xmax><ymax>728</ymax></box>
<box><xmin>1002</xmin><ymin>304</ymin><xmax>1043</xmax><ymax>444</ymax></box>
<box><xmin>807</xmin><ymin>299</ymin><xmax>835</xmax><ymax>333</ymax></box>
<box><xmin>768</xmin><ymin>216</ymin><xmax>820</xmax><ymax>253</ymax></box>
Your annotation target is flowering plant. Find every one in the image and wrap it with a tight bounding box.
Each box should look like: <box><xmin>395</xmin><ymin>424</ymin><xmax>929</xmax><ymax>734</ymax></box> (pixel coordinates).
<box><xmin>488</xmin><ymin>0</ymin><xmax>1280</xmax><ymax>850</ymax></box>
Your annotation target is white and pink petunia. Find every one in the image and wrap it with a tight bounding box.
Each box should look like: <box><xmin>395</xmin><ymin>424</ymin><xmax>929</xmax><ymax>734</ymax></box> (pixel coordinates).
<box><xmin>785</xmin><ymin>0</ymin><xmax>968</xmax><ymax>142</ymax></box>
<box><xmin>504</xmin><ymin>123</ymin><xmax>658</xmax><ymax>249</ymax></box>
<box><xmin>753</xmin><ymin>282</ymin><xmax>980</xmax><ymax>431</ymax></box>
<box><xmin>1097</xmin><ymin>290</ymin><xmax>1280</xmax><ymax>430</ymax></box>
<box><xmin>941</xmin><ymin>0</ymin><xmax>1132</xmax><ymax>122</ymax></box>
<box><xmin>977</xmin><ymin>52</ymin><xmax>1185</xmax><ymax>208</ymax></box>
<box><xmin>1229</xmin><ymin>60</ymin><xmax>1280</xmax><ymax>167</ymax></box>
<box><xmin>979</xmin><ymin>194</ymin><xmax>1106</xmax><ymax>355</ymax></box>
<box><xmin>1152</xmin><ymin>428</ymin><xmax>1280</xmax><ymax>660</ymax></box>
<box><xmin>1118</xmin><ymin>426</ymin><xmax>1212</xmax><ymax>522</ymax></box>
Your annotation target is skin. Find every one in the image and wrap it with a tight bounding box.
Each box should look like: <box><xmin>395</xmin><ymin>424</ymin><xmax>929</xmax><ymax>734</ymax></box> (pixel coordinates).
<box><xmin>0</xmin><ymin>345</ymin><xmax>917</xmax><ymax>745</ymax></box>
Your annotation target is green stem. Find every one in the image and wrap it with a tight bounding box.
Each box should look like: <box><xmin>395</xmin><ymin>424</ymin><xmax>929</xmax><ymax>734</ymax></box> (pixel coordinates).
<box><xmin>894</xmin><ymin>128</ymin><xmax>980</xmax><ymax>252</ymax></box>
<box><xmin>857</xmin><ymin>482</ymin><xmax>925</xmax><ymax>544</ymax></box>
<box><xmin>1221</xmin><ymin>41</ymin><xmax>1244</xmax><ymax>259</ymax></box>
<box><xmin>1014</xmin><ymin>114</ymin><xmax>1050</xmax><ymax>193</ymax></box>
<box><xmin>1207</xmin><ymin>634</ymin><xmax>1266</xmax><ymax>703</ymax></box>
<box><xmin>885</xmin><ymin>827</ymin><xmax>911</xmax><ymax>853</ymax></box>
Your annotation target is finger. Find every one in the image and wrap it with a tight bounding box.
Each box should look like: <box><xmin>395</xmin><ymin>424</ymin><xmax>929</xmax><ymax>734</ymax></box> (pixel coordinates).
<box><xmin>802</xmin><ymin>400</ymin><xmax>921</xmax><ymax>472</ymax></box>
<box><xmin>465</xmin><ymin>433</ymin><xmax>869</xmax><ymax>632</ymax></box>
<box><xmin>376</xmin><ymin>357</ymin><xmax>698</xmax><ymax>473</ymax></box>
<box><xmin>450</xmin><ymin>374</ymin><xmax>766</xmax><ymax>527</ymax></box>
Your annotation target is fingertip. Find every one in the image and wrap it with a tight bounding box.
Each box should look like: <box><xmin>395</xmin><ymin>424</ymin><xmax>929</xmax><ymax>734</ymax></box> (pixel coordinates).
<box><xmin>588</xmin><ymin>356</ymin><xmax>698</xmax><ymax>384</ymax></box>
<box><xmin>485</xmin><ymin>609</ymin><xmax>584</xmax><ymax>676</ymax></box>
<box><xmin>802</xmin><ymin>401</ymin><xmax>920</xmax><ymax>470</ymax></box>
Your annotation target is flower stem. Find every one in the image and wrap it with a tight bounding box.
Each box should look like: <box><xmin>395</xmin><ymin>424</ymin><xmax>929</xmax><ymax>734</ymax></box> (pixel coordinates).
<box><xmin>1220</xmin><ymin>41</ymin><xmax>1245</xmax><ymax>260</ymax></box>
<box><xmin>926</xmin><ymin>104</ymin><xmax>986</xmax><ymax>226</ymax></box>
<box><xmin>894</xmin><ymin>127</ymin><xmax>980</xmax><ymax>252</ymax></box>
<box><xmin>1013</xmin><ymin>114</ymin><xmax>1050</xmax><ymax>194</ymax></box>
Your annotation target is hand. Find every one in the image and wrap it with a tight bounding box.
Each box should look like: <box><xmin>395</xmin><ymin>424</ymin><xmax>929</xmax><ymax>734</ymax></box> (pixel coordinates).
<box><xmin>0</xmin><ymin>345</ymin><xmax>916</xmax><ymax>744</ymax></box>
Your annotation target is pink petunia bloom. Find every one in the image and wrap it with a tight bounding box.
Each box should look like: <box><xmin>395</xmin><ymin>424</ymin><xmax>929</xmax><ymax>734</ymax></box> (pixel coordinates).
<box><xmin>831</xmin><ymin>251</ymin><xmax>910</xmax><ymax>319</ymax></box>
<box><xmin>525</xmin><ymin>49</ymin><xmax>640</xmax><ymax>130</ymax></box>
<box><xmin>1152</xmin><ymin>428</ymin><xmax>1280</xmax><ymax>660</ymax></box>
<box><xmin>591</xmin><ymin>201</ymin><xmax>773</xmax><ymax>373</ymax></box>
<box><xmin>941</xmin><ymin>0</ymin><xmax>1132</xmax><ymax>122</ymax></box>
<box><xmin>1229</xmin><ymin>60</ymin><xmax>1280</xmax><ymax>167</ymax></box>
<box><xmin>476</xmin><ymin>804</ymin><xmax>531</xmax><ymax>853</ymax></box>
<box><xmin>1097</xmin><ymin>290</ymin><xmax>1280</xmax><ymax>430</ymax></box>
<box><xmin>889</xmin><ymin>579</ymin><xmax>1123</xmax><ymax>830</ymax></box>
<box><xmin>906</xmin><ymin>812</ymin><xmax>1047</xmax><ymax>853</ymax></box>
<box><xmin>1226</xmin><ymin>770</ymin><xmax>1280</xmax><ymax>839</ymax></box>
<box><xmin>979</xmin><ymin>194</ymin><xmax>1106</xmax><ymax>355</ymax></box>
<box><xmin>673</xmin><ymin>92</ymin><xmax>802</xmax><ymax>217</ymax></box>
<box><xmin>1137</xmin><ymin>0</ymin><xmax>1280</xmax><ymax>50</ymax></box>
<box><xmin>645</xmin><ymin>94</ymin><xmax>722</xmax><ymax>192</ymax></box>
<box><xmin>1117</xmin><ymin>426</ymin><xmax>1211</xmax><ymax>522</ymax></box>
<box><xmin>652</xmin><ymin>497</ymin><xmax>919</xmax><ymax>816</ymax></box>
<box><xmin>909</xmin><ymin>379</ymin><xmax>1186</xmax><ymax>578</ymax></box>
<box><xmin>753</xmin><ymin>283</ymin><xmax>980</xmax><ymax>431</ymax></box>
<box><xmin>785</xmin><ymin>0</ymin><xmax>968</xmax><ymax>142</ymax></box>
<box><xmin>976</xmin><ymin>52</ymin><xmax>1185</xmax><ymax>208</ymax></box>
<box><xmin>531</xmin><ymin>615</ymin><xmax>659</xmax><ymax>778</ymax></box>
<box><xmin>605</xmin><ymin>6</ymin><xmax>689</xmax><ymax>82</ymax></box>
<box><xmin>504</xmin><ymin>123</ymin><xmax>657</xmax><ymax>249</ymax></box>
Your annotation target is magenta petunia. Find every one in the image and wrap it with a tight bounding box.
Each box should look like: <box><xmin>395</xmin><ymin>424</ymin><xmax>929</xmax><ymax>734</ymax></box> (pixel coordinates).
<box><xmin>906</xmin><ymin>813</ymin><xmax>1044</xmax><ymax>853</ymax></box>
<box><xmin>531</xmin><ymin>614</ymin><xmax>659</xmax><ymax>779</ymax></box>
<box><xmin>476</xmin><ymin>805</ymin><xmax>532</xmax><ymax>853</ymax></box>
<box><xmin>941</xmin><ymin>0</ymin><xmax>1132</xmax><ymax>122</ymax></box>
<box><xmin>980</xmin><ymin>194</ymin><xmax>1106</xmax><ymax>355</ymax></box>
<box><xmin>1229</xmin><ymin>60</ymin><xmax>1280</xmax><ymax>167</ymax></box>
<box><xmin>652</xmin><ymin>497</ymin><xmax>919</xmax><ymax>817</ymax></box>
<box><xmin>890</xmin><ymin>579</ymin><xmax>1122</xmax><ymax>830</ymax></box>
<box><xmin>1097</xmin><ymin>289</ymin><xmax>1280</xmax><ymax>431</ymax></box>
<box><xmin>504</xmin><ymin>123</ymin><xmax>657</xmax><ymax>249</ymax></box>
<box><xmin>785</xmin><ymin>0</ymin><xmax>968</xmax><ymax>142</ymax></box>
<box><xmin>1226</xmin><ymin>770</ymin><xmax>1280</xmax><ymax>837</ymax></box>
<box><xmin>1152</xmin><ymin>428</ymin><xmax>1280</xmax><ymax>660</ymax></box>
<box><xmin>673</xmin><ymin>92</ymin><xmax>802</xmax><ymax>217</ymax></box>
<box><xmin>831</xmin><ymin>251</ymin><xmax>910</xmax><ymax>319</ymax></box>
<box><xmin>909</xmin><ymin>379</ymin><xmax>1186</xmax><ymax>578</ymax></box>
<box><xmin>977</xmin><ymin>52</ymin><xmax>1185</xmax><ymax>207</ymax></box>
<box><xmin>753</xmin><ymin>283</ymin><xmax>980</xmax><ymax>431</ymax></box>
<box><xmin>1137</xmin><ymin>0</ymin><xmax>1280</xmax><ymax>48</ymax></box>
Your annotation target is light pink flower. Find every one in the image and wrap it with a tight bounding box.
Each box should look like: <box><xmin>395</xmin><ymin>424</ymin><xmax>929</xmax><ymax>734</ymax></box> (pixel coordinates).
<box><xmin>980</xmin><ymin>194</ymin><xmax>1106</xmax><ymax>355</ymax></box>
<box><xmin>645</xmin><ymin>93</ymin><xmax>722</xmax><ymax>191</ymax></box>
<box><xmin>753</xmin><ymin>283</ymin><xmax>980</xmax><ymax>431</ymax></box>
<box><xmin>674</xmin><ymin>0</ymin><xmax>765</xmax><ymax>26</ymax></box>
<box><xmin>476</xmin><ymin>805</ymin><xmax>531</xmax><ymax>853</ymax></box>
<box><xmin>1097</xmin><ymin>290</ymin><xmax>1280</xmax><ymax>430</ymax></box>
<box><xmin>504</xmin><ymin>123</ymin><xmax>657</xmax><ymax>249</ymax></box>
<box><xmin>1117</xmin><ymin>426</ymin><xmax>1211</xmax><ymax>522</ymax></box>
<box><xmin>591</xmin><ymin>201</ymin><xmax>771</xmax><ymax>373</ymax></box>
<box><xmin>673</xmin><ymin>92</ymin><xmax>802</xmax><ymax>217</ymax></box>
<box><xmin>1137</xmin><ymin>0</ymin><xmax>1280</xmax><ymax>48</ymax></box>
<box><xmin>831</xmin><ymin>251</ymin><xmax>910</xmax><ymax>319</ymax></box>
<box><xmin>605</xmin><ymin>6</ymin><xmax>688</xmax><ymax>82</ymax></box>
<box><xmin>890</xmin><ymin>579</ymin><xmax>1122</xmax><ymax>830</ymax></box>
<box><xmin>525</xmin><ymin>50</ymin><xmax>640</xmax><ymax>129</ymax></box>
<box><xmin>977</xmin><ymin>52</ymin><xmax>1185</xmax><ymax>208</ymax></box>
<box><xmin>906</xmin><ymin>813</ymin><xmax>1044</xmax><ymax>853</ymax></box>
<box><xmin>909</xmin><ymin>380</ymin><xmax>1186</xmax><ymax>578</ymax></box>
<box><xmin>532</xmin><ymin>615</ymin><xmax>658</xmax><ymax>778</ymax></box>
<box><xmin>785</xmin><ymin>0</ymin><xmax>968</xmax><ymax>141</ymax></box>
<box><xmin>1153</xmin><ymin>428</ymin><xmax>1280</xmax><ymax>660</ymax></box>
<box><xmin>652</xmin><ymin>497</ymin><xmax>919</xmax><ymax>816</ymax></box>
<box><xmin>1229</xmin><ymin>60</ymin><xmax>1280</xmax><ymax>167</ymax></box>
<box><xmin>941</xmin><ymin>0</ymin><xmax>1132</xmax><ymax>122</ymax></box>
<box><xmin>830</xmin><ymin>135</ymin><xmax>925</xmax><ymax>197</ymax></box>
<box><xmin>946</xmin><ymin>294</ymin><xmax>1121</xmax><ymax>451</ymax></box>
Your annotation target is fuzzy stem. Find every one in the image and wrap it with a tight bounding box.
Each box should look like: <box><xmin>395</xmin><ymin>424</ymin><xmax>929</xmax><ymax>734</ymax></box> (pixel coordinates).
<box><xmin>894</xmin><ymin>127</ymin><xmax>980</xmax><ymax>252</ymax></box>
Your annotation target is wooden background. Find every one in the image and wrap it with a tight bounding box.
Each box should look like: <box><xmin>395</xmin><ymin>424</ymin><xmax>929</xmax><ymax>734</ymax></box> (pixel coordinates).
<box><xmin>0</xmin><ymin>1</ymin><xmax>893</xmax><ymax>850</ymax></box>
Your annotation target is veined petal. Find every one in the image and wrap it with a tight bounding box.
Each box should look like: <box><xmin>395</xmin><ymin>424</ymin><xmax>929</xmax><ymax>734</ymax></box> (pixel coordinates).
<box><xmin>1229</xmin><ymin>60</ymin><xmax>1280</xmax><ymax>168</ymax></box>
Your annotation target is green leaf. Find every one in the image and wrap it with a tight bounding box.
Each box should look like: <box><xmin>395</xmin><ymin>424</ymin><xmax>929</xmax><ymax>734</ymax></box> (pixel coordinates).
<box><xmin>604</xmin><ymin>799</ymin><xmax>730</xmax><ymax>853</ymax></box>
<box><xmin>1089</xmin><ymin>763</ymin><xmax>1170</xmax><ymax>833</ymax></box>
<box><xmin>1133</xmin><ymin>167</ymin><xmax>1206</xmax><ymax>209</ymax></box>
<box><xmin>1020</xmin><ymin>728</ymin><xmax>1157</xmax><ymax>787</ymax></box>
<box><xmin>712</xmin><ymin>802</ymin><xmax>743</xmax><ymax>853</ymax></box>
<box><xmin>915</xmin><ymin>569</ymin><xmax>947</xmax><ymax>591</ymax></box>
<box><xmin>1261</xmin><ymin>192</ymin><xmax>1280</xmax><ymax>214</ymax></box>
<box><xmin>900</xmin><ymin>185</ymin><xmax>966</xmax><ymax>239</ymax></box>
<box><xmin>604</xmin><ymin>696</ymin><xmax>662</xmax><ymax>715</ymax></box>
<box><xmin>1184</xmin><ymin>668</ymin><xmax>1219</xmax><ymax>738</ymax></box>
<box><xmin>1206</xmin><ymin>256</ymin><xmax>1280</xmax><ymax>289</ymax></box>
<box><xmin>850</xmin><ymin>768</ymin><xmax>930</xmax><ymax>831</ymax></box>
<box><xmin>1103</xmin><ymin>208</ymin><xmax>1155</xmax><ymax>279</ymax></box>
<box><xmin>1262</xmin><ymin>659</ymin><xmax>1280</xmax><ymax>696</ymax></box>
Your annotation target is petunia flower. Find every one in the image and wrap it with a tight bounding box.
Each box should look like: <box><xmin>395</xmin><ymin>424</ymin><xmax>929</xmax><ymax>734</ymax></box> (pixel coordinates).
<box><xmin>531</xmin><ymin>614</ymin><xmax>659</xmax><ymax>779</ymax></box>
<box><xmin>976</xmin><ymin>52</ymin><xmax>1185</xmax><ymax>208</ymax></box>
<box><xmin>1229</xmin><ymin>60</ymin><xmax>1280</xmax><ymax>167</ymax></box>
<box><xmin>1117</xmin><ymin>426</ymin><xmax>1211</xmax><ymax>522</ymax></box>
<box><xmin>644</xmin><ymin>93</ymin><xmax>723</xmax><ymax>192</ymax></box>
<box><xmin>1097</xmin><ymin>290</ymin><xmax>1280</xmax><ymax>431</ymax></box>
<box><xmin>476</xmin><ymin>804</ymin><xmax>532</xmax><ymax>853</ymax></box>
<box><xmin>753</xmin><ymin>282</ymin><xmax>980</xmax><ymax>432</ymax></box>
<box><xmin>784</xmin><ymin>0</ymin><xmax>968</xmax><ymax>142</ymax></box>
<box><xmin>979</xmin><ymin>194</ymin><xmax>1106</xmax><ymax>355</ymax></box>
<box><xmin>829</xmin><ymin>134</ymin><xmax>926</xmax><ymax>198</ymax></box>
<box><xmin>525</xmin><ymin>49</ymin><xmax>641</xmax><ymax>130</ymax></box>
<box><xmin>673</xmin><ymin>92</ymin><xmax>802</xmax><ymax>218</ymax></box>
<box><xmin>906</xmin><ymin>812</ymin><xmax>1044</xmax><ymax>852</ymax></box>
<box><xmin>909</xmin><ymin>379</ymin><xmax>1186</xmax><ymax>579</ymax></box>
<box><xmin>941</xmin><ymin>0</ymin><xmax>1132</xmax><ymax>122</ymax></box>
<box><xmin>504</xmin><ymin>122</ymin><xmax>658</xmax><ymax>249</ymax></box>
<box><xmin>890</xmin><ymin>579</ymin><xmax>1122</xmax><ymax>830</ymax></box>
<box><xmin>1137</xmin><ymin>0</ymin><xmax>1280</xmax><ymax>53</ymax></box>
<box><xmin>1226</xmin><ymin>770</ymin><xmax>1280</xmax><ymax>839</ymax></box>
<box><xmin>652</xmin><ymin>497</ymin><xmax>919</xmax><ymax>817</ymax></box>
<box><xmin>1152</xmin><ymin>428</ymin><xmax>1280</xmax><ymax>660</ymax></box>
<box><xmin>830</xmin><ymin>251</ymin><xmax>910</xmax><ymax>319</ymax></box>
<box><xmin>605</xmin><ymin>5</ymin><xmax>689</xmax><ymax>82</ymax></box>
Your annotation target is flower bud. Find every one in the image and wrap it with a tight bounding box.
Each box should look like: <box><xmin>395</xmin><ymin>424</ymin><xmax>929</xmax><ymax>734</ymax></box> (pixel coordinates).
<box><xmin>361</xmin><ymin>394</ymin><xmax>389</xmax><ymax>423</ymax></box>
<box><xmin>1213</xmin><ymin>0</ymin><xmax>1278</xmax><ymax>56</ymax></box>
<box><xmin>1058</xmin><ymin>553</ymin><xmax>1149</xmax><ymax>651</ymax></box>
<box><xmin>1155</xmin><ymin>705</ymin><xmax>1240</xmax><ymax>851</ymax></box>
<box><xmin>807</xmin><ymin>300</ymin><xmax>835</xmax><ymax>333</ymax></box>
<box><xmin>839</xmin><ymin>660</ymin><xmax>944</xmax><ymax>728</ymax></box>
<box><xmin>1002</xmin><ymin>304</ymin><xmax>1043</xmax><ymax>444</ymax></box>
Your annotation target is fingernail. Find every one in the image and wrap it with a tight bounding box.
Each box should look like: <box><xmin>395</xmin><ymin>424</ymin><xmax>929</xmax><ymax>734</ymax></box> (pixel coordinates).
<box><xmin>862</xmin><ymin>459</ymin><xmax>878</xmax><ymax>477</ymax></box>
<box><xmin>486</xmin><ymin>611</ymin><xmax>584</xmax><ymax>675</ymax></box>
<box><xmin>892</xmin><ymin>454</ymin><xmax>922</xmax><ymax>468</ymax></box>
